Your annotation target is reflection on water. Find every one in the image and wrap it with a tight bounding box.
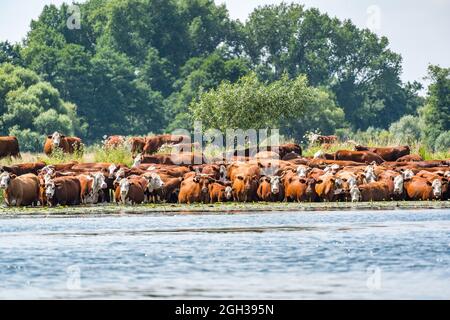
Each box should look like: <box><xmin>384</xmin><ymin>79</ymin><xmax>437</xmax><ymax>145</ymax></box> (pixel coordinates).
<box><xmin>0</xmin><ymin>209</ymin><xmax>449</xmax><ymax>299</ymax></box>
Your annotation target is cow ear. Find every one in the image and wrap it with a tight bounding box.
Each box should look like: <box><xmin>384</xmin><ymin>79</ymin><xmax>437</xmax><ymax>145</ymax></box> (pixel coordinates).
<box><xmin>47</xmin><ymin>135</ymin><xmax>52</xmax><ymax>139</ymax></box>
<box><xmin>10</xmin><ymin>174</ymin><xmax>17</xmax><ymax>179</ymax></box>
<box><xmin>426</xmin><ymin>181</ymin><xmax>432</xmax><ymax>186</ymax></box>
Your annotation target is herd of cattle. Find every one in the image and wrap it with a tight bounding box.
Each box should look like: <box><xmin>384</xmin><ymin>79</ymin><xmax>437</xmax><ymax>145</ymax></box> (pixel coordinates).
<box><xmin>0</xmin><ymin>133</ymin><xmax>449</xmax><ymax>207</ymax></box>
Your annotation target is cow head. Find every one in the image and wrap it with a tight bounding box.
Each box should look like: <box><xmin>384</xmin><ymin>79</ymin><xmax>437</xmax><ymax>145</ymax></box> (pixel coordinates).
<box><xmin>296</xmin><ymin>165</ymin><xmax>310</xmax><ymax>178</ymax></box>
<box><xmin>144</xmin><ymin>172</ymin><xmax>165</xmax><ymax>192</ymax></box>
<box><xmin>393</xmin><ymin>175</ymin><xmax>404</xmax><ymax>195</ymax></box>
<box><xmin>245</xmin><ymin>175</ymin><xmax>258</xmax><ymax>192</ymax></box>
<box><xmin>92</xmin><ymin>172</ymin><xmax>107</xmax><ymax>191</ymax></box>
<box><xmin>219</xmin><ymin>165</ymin><xmax>227</xmax><ymax>181</ymax></box>
<box><xmin>114</xmin><ymin>168</ymin><xmax>126</xmax><ymax>185</ymax></box>
<box><xmin>39</xmin><ymin>165</ymin><xmax>55</xmax><ymax>176</ymax></box>
<box><xmin>324</xmin><ymin>164</ymin><xmax>340</xmax><ymax>175</ymax></box>
<box><xmin>193</xmin><ymin>174</ymin><xmax>212</xmax><ymax>194</ymax></box>
<box><xmin>107</xmin><ymin>164</ymin><xmax>117</xmax><ymax>178</ymax></box>
<box><xmin>224</xmin><ymin>186</ymin><xmax>233</xmax><ymax>200</ymax></box>
<box><xmin>350</xmin><ymin>185</ymin><xmax>361</xmax><ymax>202</ymax></box>
<box><xmin>0</xmin><ymin>172</ymin><xmax>15</xmax><ymax>189</ymax></box>
<box><xmin>305</xmin><ymin>178</ymin><xmax>316</xmax><ymax>197</ymax></box>
<box><xmin>270</xmin><ymin>176</ymin><xmax>281</xmax><ymax>195</ymax></box>
<box><xmin>401</xmin><ymin>169</ymin><xmax>415</xmax><ymax>180</ymax></box>
<box><xmin>364</xmin><ymin>165</ymin><xmax>377</xmax><ymax>184</ymax></box>
<box><xmin>431</xmin><ymin>179</ymin><xmax>442</xmax><ymax>198</ymax></box>
<box><xmin>45</xmin><ymin>180</ymin><xmax>56</xmax><ymax>199</ymax></box>
<box><xmin>355</xmin><ymin>145</ymin><xmax>367</xmax><ymax>151</ymax></box>
<box><xmin>119</xmin><ymin>178</ymin><xmax>130</xmax><ymax>203</ymax></box>
<box><xmin>132</xmin><ymin>154</ymin><xmax>142</xmax><ymax>168</ymax></box>
<box><xmin>50</xmin><ymin>131</ymin><xmax>63</xmax><ymax>147</ymax></box>
<box><xmin>334</xmin><ymin>178</ymin><xmax>344</xmax><ymax>195</ymax></box>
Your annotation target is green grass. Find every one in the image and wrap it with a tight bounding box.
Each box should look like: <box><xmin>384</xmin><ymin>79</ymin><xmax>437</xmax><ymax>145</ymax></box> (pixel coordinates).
<box><xmin>92</xmin><ymin>144</ymin><xmax>133</xmax><ymax>166</ymax></box>
<box><xmin>302</xmin><ymin>140</ymin><xmax>449</xmax><ymax>160</ymax></box>
<box><xmin>36</xmin><ymin>146</ymin><xmax>84</xmax><ymax>165</ymax></box>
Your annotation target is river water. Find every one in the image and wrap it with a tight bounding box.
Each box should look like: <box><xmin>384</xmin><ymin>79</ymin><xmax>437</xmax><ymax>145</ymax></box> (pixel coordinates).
<box><xmin>0</xmin><ymin>209</ymin><xmax>449</xmax><ymax>299</ymax></box>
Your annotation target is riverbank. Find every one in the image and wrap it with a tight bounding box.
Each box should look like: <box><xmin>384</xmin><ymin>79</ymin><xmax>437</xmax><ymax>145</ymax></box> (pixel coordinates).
<box><xmin>0</xmin><ymin>200</ymin><xmax>449</xmax><ymax>216</ymax></box>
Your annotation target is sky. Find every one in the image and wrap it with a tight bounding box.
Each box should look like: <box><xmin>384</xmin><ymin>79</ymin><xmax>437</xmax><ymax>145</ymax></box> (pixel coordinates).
<box><xmin>0</xmin><ymin>0</ymin><xmax>449</xmax><ymax>87</ymax></box>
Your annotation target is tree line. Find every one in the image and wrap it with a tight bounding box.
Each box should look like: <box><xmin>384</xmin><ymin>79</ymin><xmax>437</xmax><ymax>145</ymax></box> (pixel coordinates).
<box><xmin>0</xmin><ymin>0</ymin><xmax>448</xmax><ymax>152</ymax></box>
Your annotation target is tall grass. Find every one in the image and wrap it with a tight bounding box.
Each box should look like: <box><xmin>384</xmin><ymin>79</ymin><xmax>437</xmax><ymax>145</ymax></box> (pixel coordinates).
<box><xmin>92</xmin><ymin>144</ymin><xmax>133</xmax><ymax>167</ymax></box>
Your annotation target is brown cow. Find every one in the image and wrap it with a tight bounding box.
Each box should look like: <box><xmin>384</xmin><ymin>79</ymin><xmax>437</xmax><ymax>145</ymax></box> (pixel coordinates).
<box><xmin>357</xmin><ymin>181</ymin><xmax>391</xmax><ymax>201</ymax></box>
<box><xmin>115</xmin><ymin>177</ymin><xmax>146</xmax><ymax>204</ymax></box>
<box><xmin>307</xmin><ymin>158</ymin><xmax>363</xmax><ymax>168</ymax></box>
<box><xmin>0</xmin><ymin>172</ymin><xmax>40</xmax><ymax>206</ymax></box>
<box><xmin>275</xmin><ymin>144</ymin><xmax>302</xmax><ymax>158</ymax></box>
<box><xmin>355</xmin><ymin>145</ymin><xmax>410</xmax><ymax>161</ymax></box>
<box><xmin>178</xmin><ymin>174</ymin><xmax>213</xmax><ymax>204</ymax></box>
<box><xmin>0</xmin><ymin>136</ymin><xmax>21</xmax><ymax>159</ymax></box>
<box><xmin>314</xmin><ymin>174</ymin><xmax>344</xmax><ymax>202</ymax></box>
<box><xmin>282</xmin><ymin>172</ymin><xmax>308</xmax><ymax>202</ymax></box>
<box><xmin>257</xmin><ymin>176</ymin><xmax>283</xmax><ymax>201</ymax></box>
<box><xmin>403</xmin><ymin>176</ymin><xmax>444</xmax><ymax>200</ymax></box>
<box><xmin>209</xmin><ymin>182</ymin><xmax>233</xmax><ymax>203</ymax></box>
<box><xmin>255</xmin><ymin>151</ymin><xmax>280</xmax><ymax>160</ymax></box>
<box><xmin>231</xmin><ymin>143</ymin><xmax>302</xmax><ymax>159</ymax></box>
<box><xmin>143</xmin><ymin>134</ymin><xmax>190</xmax><ymax>154</ymax></box>
<box><xmin>314</xmin><ymin>135</ymin><xmax>338</xmax><ymax>145</ymax></box>
<box><xmin>44</xmin><ymin>132</ymin><xmax>83</xmax><ymax>155</ymax></box>
<box><xmin>281</xmin><ymin>152</ymin><xmax>301</xmax><ymax>161</ymax></box>
<box><xmin>0</xmin><ymin>162</ymin><xmax>46</xmax><ymax>176</ymax></box>
<box><xmin>334</xmin><ymin>150</ymin><xmax>385</xmax><ymax>164</ymax></box>
<box><xmin>139</xmin><ymin>152</ymin><xmax>206</xmax><ymax>165</ymax></box>
<box><xmin>103</xmin><ymin>135</ymin><xmax>125</xmax><ymax>149</ymax></box>
<box><xmin>396</xmin><ymin>154</ymin><xmax>423</xmax><ymax>162</ymax></box>
<box><xmin>44</xmin><ymin>176</ymin><xmax>82</xmax><ymax>206</ymax></box>
<box><xmin>129</xmin><ymin>137</ymin><xmax>147</xmax><ymax>156</ymax></box>
<box><xmin>77</xmin><ymin>172</ymin><xmax>108</xmax><ymax>204</ymax></box>
<box><xmin>160</xmin><ymin>177</ymin><xmax>183</xmax><ymax>202</ymax></box>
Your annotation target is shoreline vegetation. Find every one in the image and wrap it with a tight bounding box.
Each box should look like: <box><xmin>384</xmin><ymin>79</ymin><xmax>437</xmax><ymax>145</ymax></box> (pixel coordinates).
<box><xmin>1</xmin><ymin>201</ymin><xmax>449</xmax><ymax>216</ymax></box>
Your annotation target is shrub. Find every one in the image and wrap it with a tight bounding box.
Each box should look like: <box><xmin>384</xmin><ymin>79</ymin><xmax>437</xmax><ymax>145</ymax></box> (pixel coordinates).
<box><xmin>388</xmin><ymin>115</ymin><xmax>423</xmax><ymax>145</ymax></box>
<box><xmin>434</xmin><ymin>131</ymin><xmax>450</xmax><ymax>152</ymax></box>
<box><xmin>93</xmin><ymin>145</ymin><xmax>132</xmax><ymax>167</ymax></box>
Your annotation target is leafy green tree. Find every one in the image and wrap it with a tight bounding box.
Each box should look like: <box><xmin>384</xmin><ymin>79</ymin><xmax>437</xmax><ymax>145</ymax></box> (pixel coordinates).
<box><xmin>419</xmin><ymin>65</ymin><xmax>450</xmax><ymax>148</ymax></box>
<box><xmin>167</xmin><ymin>51</ymin><xmax>250</xmax><ymax>130</ymax></box>
<box><xmin>0</xmin><ymin>64</ymin><xmax>86</xmax><ymax>151</ymax></box>
<box><xmin>0</xmin><ymin>41</ymin><xmax>23</xmax><ymax>65</ymax></box>
<box><xmin>243</xmin><ymin>3</ymin><xmax>420</xmax><ymax>130</ymax></box>
<box><xmin>388</xmin><ymin>115</ymin><xmax>423</xmax><ymax>145</ymax></box>
<box><xmin>17</xmin><ymin>0</ymin><xmax>425</xmax><ymax>144</ymax></box>
<box><xmin>434</xmin><ymin>132</ymin><xmax>450</xmax><ymax>152</ymax></box>
<box><xmin>190</xmin><ymin>72</ymin><xmax>344</xmax><ymax>140</ymax></box>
